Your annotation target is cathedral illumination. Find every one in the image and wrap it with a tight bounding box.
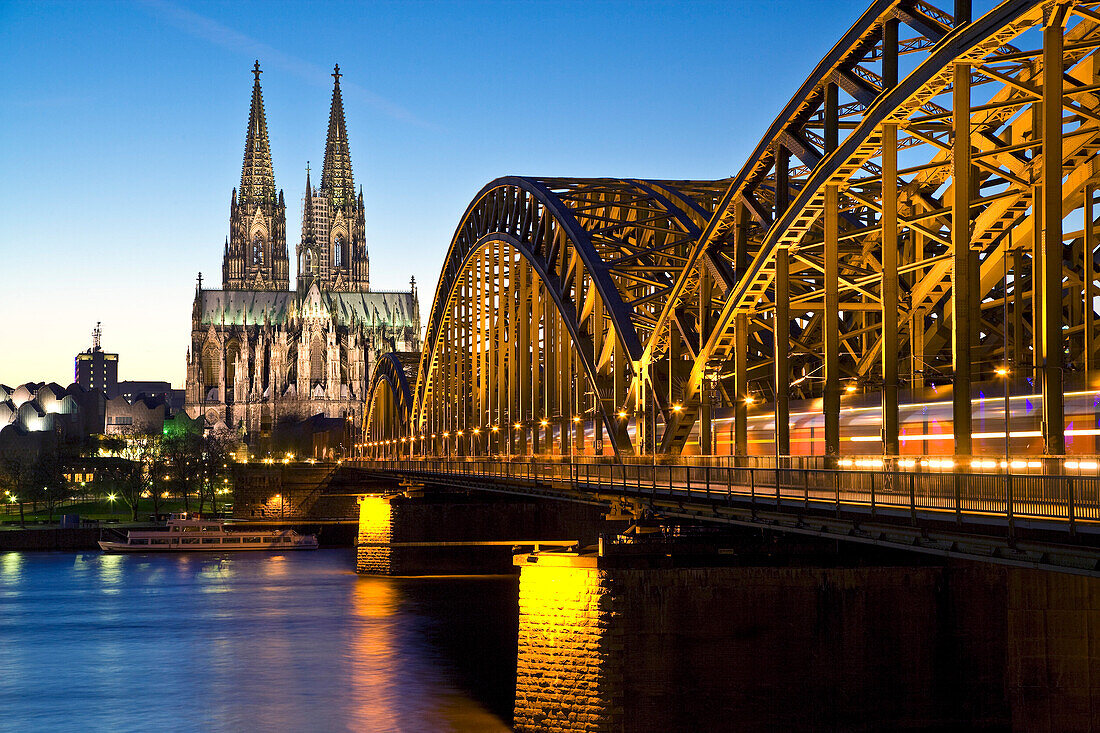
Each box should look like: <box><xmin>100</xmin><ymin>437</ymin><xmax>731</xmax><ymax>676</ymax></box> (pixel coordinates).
<box><xmin>184</xmin><ymin>62</ymin><xmax>420</xmax><ymax>441</ymax></box>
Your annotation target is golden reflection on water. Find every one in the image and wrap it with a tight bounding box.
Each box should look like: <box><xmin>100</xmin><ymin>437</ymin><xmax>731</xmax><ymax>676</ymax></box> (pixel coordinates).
<box><xmin>1</xmin><ymin>551</ymin><xmax>23</xmax><ymax>582</ymax></box>
<box><xmin>345</xmin><ymin>576</ymin><xmax>511</xmax><ymax>732</ymax></box>
<box><xmin>346</xmin><ymin>577</ymin><xmax>401</xmax><ymax>731</ymax></box>
<box><xmin>97</xmin><ymin>553</ymin><xmax>123</xmax><ymax>592</ymax></box>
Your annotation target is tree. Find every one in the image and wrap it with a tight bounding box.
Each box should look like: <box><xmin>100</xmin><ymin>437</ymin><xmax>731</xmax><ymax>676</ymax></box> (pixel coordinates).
<box><xmin>161</xmin><ymin>430</ymin><xmax>202</xmax><ymax>512</ymax></box>
<box><xmin>31</xmin><ymin>451</ymin><xmax>72</xmax><ymax>524</ymax></box>
<box><xmin>0</xmin><ymin>454</ymin><xmax>29</xmax><ymax>527</ymax></box>
<box><xmin>197</xmin><ymin>428</ymin><xmax>237</xmax><ymax>515</ymax></box>
<box><xmin>114</xmin><ymin>461</ymin><xmax>146</xmax><ymax>522</ymax></box>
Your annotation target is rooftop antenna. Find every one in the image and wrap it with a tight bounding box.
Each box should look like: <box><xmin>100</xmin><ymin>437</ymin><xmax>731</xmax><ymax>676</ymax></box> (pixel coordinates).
<box><xmin>93</xmin><ymin>322</ymin><xmax>102</xmax><ymax>351</ymax></box>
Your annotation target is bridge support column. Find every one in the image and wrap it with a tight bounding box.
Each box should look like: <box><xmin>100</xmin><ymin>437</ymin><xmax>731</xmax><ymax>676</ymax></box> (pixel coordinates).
<box><xmin>774</xmin><ymin>145</ymin><xmax>791</xmax><ymax>459</ymax></box>
<box><xmin>951</xmin><ymin>60</ymin><xmax>974</xmax><ymax>457</ymax></box>
<box><xmin>881</xmin><ymin>20</ymin><xmax>900</xmax><ymax>458</ymax></box>
<box><xmin>824</xmin><ymin>184</ymin><xmax>841</xmax><ymax>463</ymax></box>
<box><xmin>734</xmin><ymin>313</ymin><xmax>749</xmax><ymax>463</ymax></box>
<box><xmin>1041</xmin><ymin>9</ymin><xmax>1066</xmax><ymax>454</ymax></box>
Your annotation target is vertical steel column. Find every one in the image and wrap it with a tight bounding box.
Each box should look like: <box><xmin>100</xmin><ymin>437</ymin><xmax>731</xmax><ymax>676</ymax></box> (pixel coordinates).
<box><xmin>532</xmin><ymin>269</ymin><xmax>542</xmax><ymax>454</ymax></box>
<box><xmin>1086</xmin><ymin>185</ymin><xmax>1096</xmax><ymax>383</ymax></box>
<box><xmin>823</xmin><ymin>82</ymin><xmax>840</xmax><ymax>463</ymax></box>
<box><xmin>951</xmin><ymin>60</ymin><xmax>973</xmax><ymax>457</ymax></box>
<box><xmin>733</xmin><ymin>199</ymin><xmax>750</xmax><ymax>462</ymax></box>
<box><xmin>774</xmin><ymin>145</ymin><xmax>791</xmax><ymax>457</ymax></box>
<box><xmin>734</xmin><ymin>312</ymin><xmax>749</xmax><ymax>461</ymax></box>
<box><xmin>881</xmin><ymin>19</ymin><xmax>900</xmax><ymax>457</ymax></box>
<box><xmin>519</xmin><ymin>262</ymin><xmax>531</xmax><ymax>455</ymax></box>
<box><xmin>824</xmin><ymin>184</ymin><xmax>841</xmax><ymax>462</ymax></box>
<box><xmin>699</xmin><ymin>267</ymin><xmax>713</xmax><ymax>455</ymax></box>
<box><xmin>1013</xmin><ymin>247</ymin><xmax>1025</xmax><ymax>370</ymax></box>
<box><xmin>1042</xmin><ymin>11</ymin><xmax>1065</xmax><ymax>454</ymax></box>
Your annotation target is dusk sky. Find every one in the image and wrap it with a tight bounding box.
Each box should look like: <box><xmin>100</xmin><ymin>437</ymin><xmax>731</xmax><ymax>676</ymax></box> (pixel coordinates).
<box><xmin>0</xmin><ymin>0</ymin><xmax>875</xmax><ymax>388</ymax></box>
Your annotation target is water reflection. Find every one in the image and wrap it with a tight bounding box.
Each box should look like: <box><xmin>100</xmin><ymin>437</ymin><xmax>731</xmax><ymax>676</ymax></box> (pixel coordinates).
<box><xmin>0</xmin><ymin>550</ymin><xmax>514</xmax><ymax>731</ymax></box>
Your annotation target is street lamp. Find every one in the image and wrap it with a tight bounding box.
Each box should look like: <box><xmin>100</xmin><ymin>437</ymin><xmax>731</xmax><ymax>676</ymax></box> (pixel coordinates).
<box><xmin>996</xmin><ymin>366</ymin><xmax>1011</xmax><ymax>465</ymax></box>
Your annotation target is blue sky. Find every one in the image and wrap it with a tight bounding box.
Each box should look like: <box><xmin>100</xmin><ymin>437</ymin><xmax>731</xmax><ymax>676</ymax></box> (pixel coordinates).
<box><xmin>0</xmin><ymin>0</ymin><xmax>871</xmax><ymax>387</ymax></box>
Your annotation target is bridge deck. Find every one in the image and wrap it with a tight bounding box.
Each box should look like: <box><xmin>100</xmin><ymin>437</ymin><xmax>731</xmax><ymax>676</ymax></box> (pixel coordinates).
<box><xmin>353</xmin><ymin>458</ymin><xmax>1100</xmax><ymax>576</ymax></box>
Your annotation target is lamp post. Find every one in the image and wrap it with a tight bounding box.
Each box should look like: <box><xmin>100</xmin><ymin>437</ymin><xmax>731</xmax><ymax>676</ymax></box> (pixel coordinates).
<box><xmin>704</xmin><ymin>366</ymin><xmax>721</xmax><ymax>456</ymax></box>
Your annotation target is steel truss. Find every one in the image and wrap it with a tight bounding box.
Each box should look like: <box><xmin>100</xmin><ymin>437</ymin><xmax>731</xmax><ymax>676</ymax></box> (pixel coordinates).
<box><xmin>367</xmin><ymin>0</ymin><xmax>1100</xmax><ymax>461</ymax></box>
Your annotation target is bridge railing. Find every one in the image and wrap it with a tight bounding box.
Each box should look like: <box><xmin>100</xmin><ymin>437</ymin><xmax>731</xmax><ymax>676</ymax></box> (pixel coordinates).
<box><xmin>358</xmin><ymin>458</ymin><xmax>1100</xmax><ymax>537</ymax></box>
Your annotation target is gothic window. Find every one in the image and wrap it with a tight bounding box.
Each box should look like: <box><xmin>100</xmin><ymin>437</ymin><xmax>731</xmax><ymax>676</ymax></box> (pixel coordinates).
<box><xmin>310</xmin><ymin>335</ymin><xmax>324</xmax><ymax>385</ymax></box>
<box><xmin>202</xmin><ymin>344</ymin><xmax>220</xmax><ymax>391</ymax></box>
<box><xmin>252</xmin><ymin>234</ymin><xmax>264</xmax><ymax>266</ymax></box>
<box><xmin>334</xmin><ymin>235</ymin><xmax>344</xmax><ymax>268</ymax></box>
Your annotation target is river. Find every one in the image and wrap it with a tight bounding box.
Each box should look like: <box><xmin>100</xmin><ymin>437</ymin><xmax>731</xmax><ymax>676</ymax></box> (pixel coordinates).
<box><xmin>0</xmin><ymin>550</ymin><xmax>517</xmax><ymax>732</ymax></box>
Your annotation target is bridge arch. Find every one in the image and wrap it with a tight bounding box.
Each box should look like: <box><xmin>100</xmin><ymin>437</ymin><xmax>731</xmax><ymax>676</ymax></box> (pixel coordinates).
<box><xmin>655</xmin><ymin>0</ymin><xmax>1100</xmax><ymax>458</ymax></box>
<box><xmin>407</xmin><ymin>177</ymin><xmax>725</xmax><ymax>458</ymax></box>
<box><xmin>363</xmin><ymin>352</ymin><xmax>416</xmax><ymax>457</ymax></box>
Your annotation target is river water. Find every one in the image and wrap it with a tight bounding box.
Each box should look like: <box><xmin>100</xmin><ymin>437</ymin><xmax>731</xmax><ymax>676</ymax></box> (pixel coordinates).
<box><xmin>0</xmin><ymin>550</ymin><xmax>517</xmax><ymax>732</ymax></box>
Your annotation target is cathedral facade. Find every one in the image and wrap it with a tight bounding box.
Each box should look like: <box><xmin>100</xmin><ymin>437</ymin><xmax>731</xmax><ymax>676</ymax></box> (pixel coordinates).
<box><xmin>184</xmin><ymin>63</ymin><xmax>420</xmax><ymax>441</ymax></box>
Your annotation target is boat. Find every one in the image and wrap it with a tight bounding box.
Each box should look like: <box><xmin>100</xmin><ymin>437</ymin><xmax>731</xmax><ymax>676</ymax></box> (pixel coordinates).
<box><xmin>98</xmin><ymin>513</ymin><xmax>319</xmax><ymax>553</ymax></box>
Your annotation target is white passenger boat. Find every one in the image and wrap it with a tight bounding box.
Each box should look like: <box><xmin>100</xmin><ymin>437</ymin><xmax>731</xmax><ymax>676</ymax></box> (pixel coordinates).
<box><xmin>98</xmin><ymin>514</ymin><xmax>319</xmax><ymax>553</ymax></box>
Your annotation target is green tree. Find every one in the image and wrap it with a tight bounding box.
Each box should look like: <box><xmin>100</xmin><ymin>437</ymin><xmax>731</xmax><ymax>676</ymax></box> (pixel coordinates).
<box><xmin>161</xmin><ymin>431</ymin><xmax>202</xmax><ymax>512</ymax></box>
<box><xmin>31</xmin><ymin>451</ymin><xmax>72</xmax><ymax>523</ymax></box>
<box><xmin>114</xmin><ymin>461</ymin><xmax>146</xmax><ymax>522</ymax></box>
<box><xmin>197</xmin><ymin>428</ymin><xmax>237</xmax><ymax>515</ymax></box>
<box><xmin>0</xmin><ymin>455</ymin><xmax>29</xmax><ymax>527</ymax></box>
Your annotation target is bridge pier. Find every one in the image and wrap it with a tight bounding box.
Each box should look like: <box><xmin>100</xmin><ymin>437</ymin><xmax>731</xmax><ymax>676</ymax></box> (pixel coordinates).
<box><xmin>355</xmin><ymin>490</ymin><xmax>616</xmax><ymax>576</ymax></box>
<box><xmin>513</xmin><ymin>537</ymin><xmax>1100</xmax><ymax>733</ymax></box>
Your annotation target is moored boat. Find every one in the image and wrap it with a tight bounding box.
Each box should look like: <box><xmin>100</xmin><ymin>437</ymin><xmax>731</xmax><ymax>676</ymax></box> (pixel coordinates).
<box><xmin>98</xmin><ymin>514</ymin><xmax>318</xmax><ymax>553</ymax></box>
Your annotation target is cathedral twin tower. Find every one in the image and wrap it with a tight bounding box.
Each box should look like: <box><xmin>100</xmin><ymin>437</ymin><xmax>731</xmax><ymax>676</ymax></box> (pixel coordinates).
<box><xmin>185</xmin><ymin>62</ymin><xmax>421</xmax><ymax>439</ymax></box>
<box><xmin>223</xmin><ymin>61</ymin><xmax>369</xmax><ymax>292</ymax></box>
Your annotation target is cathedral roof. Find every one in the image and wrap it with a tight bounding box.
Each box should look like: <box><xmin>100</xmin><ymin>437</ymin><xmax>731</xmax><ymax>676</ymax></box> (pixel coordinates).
<box><xmin>331</xmin><ymin>291</ymin><xmax>417</xmax><ymax>328</ymax></box>
<box><xmin>197</xmin><ymin>288</ymin><xmax>417</xmax><ymax>329</ymax></box>
<box><xmin>199</xmin><ymin>290</ymin><xmax>292</xmax><ymax>325</ymax></box>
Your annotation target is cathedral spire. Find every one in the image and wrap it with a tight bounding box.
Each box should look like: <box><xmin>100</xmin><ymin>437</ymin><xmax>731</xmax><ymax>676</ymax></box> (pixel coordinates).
<box><xmin>321</xmin><ymin>64</ymin><xmax>353</xmax><ymax>209</ymax></box>
<box><xmin>240</xmin><ymin>60</ymin><xmax>275</xmax><ymax>205</ymax></box>
<box><xmin>303</xmin><ymin>163</ymin><xmax>316</xmax><ymax>239</ymax></box>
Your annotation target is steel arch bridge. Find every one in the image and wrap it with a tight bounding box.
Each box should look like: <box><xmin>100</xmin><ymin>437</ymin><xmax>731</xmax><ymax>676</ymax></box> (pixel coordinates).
<box><xmin>365</xmin><ymin>0</ymin><xmax>1100</xmax><ymax>465</ymax></box>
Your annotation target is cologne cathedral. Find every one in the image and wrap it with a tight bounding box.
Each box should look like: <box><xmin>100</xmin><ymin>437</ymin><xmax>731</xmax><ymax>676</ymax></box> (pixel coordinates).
<box><xmin>184</xmin><ymin>63</ymin><xmax>421</xmax><ymax>440</ymax></box>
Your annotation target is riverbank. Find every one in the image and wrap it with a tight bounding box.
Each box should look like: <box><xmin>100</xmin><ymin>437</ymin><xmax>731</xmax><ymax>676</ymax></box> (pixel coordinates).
<box><xmin>0</xmin><ymin>521</ymin><xmax>360</xmax><ymax>551</ymax></box>
<box><xmin>0</xmin><ymin>527</ymin><xmax>105</xmax><ymax>550</ymax></box>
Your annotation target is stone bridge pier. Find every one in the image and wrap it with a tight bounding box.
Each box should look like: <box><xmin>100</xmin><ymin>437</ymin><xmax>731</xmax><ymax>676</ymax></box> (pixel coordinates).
<box><xmin>511</xmin><ymin>543</ymin><xmax>1100</xmax><ymax>733</ymax></box>
<box><xmin>351</xmin><ymin>487</ymin><xmax>1100</xmax><ymax>732</ymax></box>
<box><xmin>354</xmin><ymin>488</ymin><xmax>619</xmax><ymax>576</ymax></box>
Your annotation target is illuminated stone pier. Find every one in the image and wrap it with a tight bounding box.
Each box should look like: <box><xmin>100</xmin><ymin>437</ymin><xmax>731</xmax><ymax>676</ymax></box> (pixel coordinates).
<box><xmin>513</xmin><ymin>547</ymin><xmax>1100</xmax><ymax>733</ymax></box>
<box><xmin>355</xmin><ymin>491</ymin><xmax>612</xmax><ymax>576</ymax></box>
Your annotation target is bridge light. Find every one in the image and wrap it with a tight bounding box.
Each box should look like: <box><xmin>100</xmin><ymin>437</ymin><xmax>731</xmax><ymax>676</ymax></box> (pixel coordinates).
<box><xmin>400</xmin><ymin>437</ymin><xmax>406</xmax><ymax>443</ymax></box>
<box><xmin>457</xmin><ymin>430</ymin><xmax>464</xmax><ymax>436</ymax></box>
<box><xmin>744</xmin><ymin>395</ymin><xmax>755</xmax><ymax>405</ymax></box>
<box><xmin>995</xmin><ymin>367</ymin><xmax>1009</xmax><ymax>376</ymax></box>
<box><xmin>672</xmin><ymin>404</ymin><xmax>683</xmax><ymax>413</ymax></box>
<box><xmin>540</xmin><ymin>419</ymin><xmax>549</xmax><ymax>427</ymax></box>
<box><xmin>491</xmin><ymin>426</ymin><xmax>499</xmax><ymax>432</ymax></box>
<box><xmin>514</xmin><ymin>423</ymin><xmax>523</xmax><ymax>429</ymax></box>
<box><xmin>572</xmin><ymin>416</ymin><xmax>581</xmax><ymax>423</ymax></box>
<box><xmin>431</xmin><ymin>434</ymin><xmax>436</xmax><ymax>439</ymax></box>
<box><xmin>845</xmin><ymin>384</ymin><xmax>857</xmax><ymax>393</ymax></box>
<box><xmin>617</xmin><ymin>411</ymin><xmax>627</xmax><ymax>419</ymax></box>
<box><xmin>472</xmin><ymin>428</ymin><xmax>480</xmax><ymax>435</ymax></box>
<box><xmin>443</xmin><ymin>432</ymin><xmax>449</xmax><ymax>437</ymax></box>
